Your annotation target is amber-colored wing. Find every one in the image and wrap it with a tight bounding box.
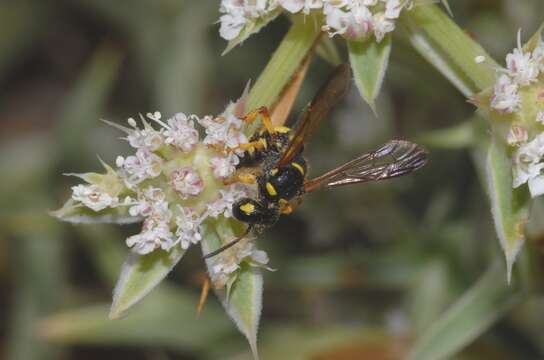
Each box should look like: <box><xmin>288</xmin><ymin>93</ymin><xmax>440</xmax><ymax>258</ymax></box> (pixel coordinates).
<box><xmin>304</xmin><ymin>140</ymin><xmax>428</xmax><ymax>193</ymax></box>
<box><xmin>277</xmin><ymin>63</ymin><xmax>352</xmax><ymax>166</ymax></box>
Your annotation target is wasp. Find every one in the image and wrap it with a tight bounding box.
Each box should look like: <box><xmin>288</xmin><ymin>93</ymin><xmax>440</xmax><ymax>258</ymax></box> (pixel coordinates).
<box><xmin>204</xmin><ymin>64</ymin><xmax>428</xmax><ymax>258</ymax></box>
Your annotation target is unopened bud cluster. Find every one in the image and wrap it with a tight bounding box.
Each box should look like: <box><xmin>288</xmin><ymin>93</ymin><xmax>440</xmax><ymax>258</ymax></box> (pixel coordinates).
<box><xmin>67</xmin><ymin>105</ymin><xmax>270</xmax><ymax>287</ymax></box>
<box><xmin>484</xmin><ymin>31</ymin><xmax>544</xmax><ymax>197</ymax></box>
<box><xmin>219</xmin><ymin>0</ymin><xmax>414</xmax><ymax>43</ymax></box>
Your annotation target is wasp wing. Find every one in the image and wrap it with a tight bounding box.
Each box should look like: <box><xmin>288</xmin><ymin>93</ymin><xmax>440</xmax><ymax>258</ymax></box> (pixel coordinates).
<box><xmin>304</xmin><ymin>140</ymin><xmax>428</xmax><ymax>193</ymax></box>
<box><xmin>277</xmin><ymin>63</ymin><xmax>352</xmax><ymax>166</ymax></box>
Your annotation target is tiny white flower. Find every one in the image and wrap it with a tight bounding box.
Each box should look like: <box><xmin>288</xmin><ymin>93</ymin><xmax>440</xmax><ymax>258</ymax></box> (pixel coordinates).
<box><xmin>128</xmin><ymin>186</ymin><xmax>166</xmax><ymax>217</ymax></box>
<box><xmin>175</xmin><ymin>206</ymin><xmax>202</xmax><ymax>249</ymax></box>
<box><xmin>373</xmin><ymin>12</ymin><xmax>395</xmax><ymax>42</ymax></box>
<box><xmin>512</xmin><ymin>133</ymin><xmax>544</xmax><ymax>189</ymax></box>
<box><xmin>279</xmin><ymin>0</ymin><xmax>323</xmax><ymax>14</ymax></box>
<box><xmin>122</xmin><ymin>149</ymin><xmax>163</xmax><ymax>185</ymax></box>
<box><xmin>163</xmin><ymin>113</ymin><xmax>200</xmax><ymax>152</ymax></box>
<box><xmin>199</xmin><ymin>111</ymin><xmax>248</xmax><ymax>151</ymax></box>
<box><xmin>384</xmin><ymin>0</ymin><xmax>404</xmax><ymax>19</ymax></box>
<box><xmin>170</xmin><ymin>167</ymin><xmax>204</xmax><ymax>200</ymax></box>
<box><xmin>490</xmin><ymin>74</ymin><xmax>521</xmax><ymax>113</ymax></box>
<box><xmin>125</xmin><ymin>116</ymin><xmax>164</xmax><ymax>151</ymax></box>
<box><xmin>71</xmin><ymin>184</ymin><xmax>119</xmax><ymax>212</ymax></box>
<box><xmin>126</xmin><ymin>200</ymin><xmax>174</xmax><ymax>254</ymax></box>
<box><xmin>126</xmin><ymin>220</ymin><xmax>174</xmax><ymax>254</ymax></box>
<box><xmin>210</xmin><ymin>154</ymin><xmax>240</xmax><ymax>179</ymax></box>
<box><xmin>507</xmin><ymin>125</ymin><xmax>529</xmax><ymax>146</ymax></box>
<box><xmin>537</xmin><ymin>111</ymin><xmax>544</xmax><ymax>124</ymax></box>
<box><xmin>505</xmin><ymin>31</ymin><xmax>540</xmax><ymax>86</ymax></box>
<box><xmin>207</xmin><ymin>184</ymin><xmax>249</xmax><ymax>218</ymax></box>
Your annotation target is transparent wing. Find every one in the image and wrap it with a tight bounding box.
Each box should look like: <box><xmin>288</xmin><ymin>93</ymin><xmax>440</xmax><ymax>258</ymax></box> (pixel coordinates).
<box><xmin>277</xmin><ymin>63</ymin><xmax>351</xmax><ymax>166</ymax></box>
<box><xmin>304</xmin><ymin>140</ymin><xmax>428</xmax><ymax>192</ymax></box>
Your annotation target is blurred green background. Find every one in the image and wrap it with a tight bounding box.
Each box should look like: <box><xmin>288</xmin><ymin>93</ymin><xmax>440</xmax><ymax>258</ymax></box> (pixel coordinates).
<box><xmin>2</xmin><ymin>1</ymin><xmax>544</xmax><ymax>359</ymax></box>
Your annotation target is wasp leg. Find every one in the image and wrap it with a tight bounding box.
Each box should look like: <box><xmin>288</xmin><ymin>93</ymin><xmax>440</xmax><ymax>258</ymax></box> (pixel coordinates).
<box><xmin>224</xmin><ymin>172</ymin><xmax>257</xmax><ymax>185</ymax></box>
<box><xmin>229</xmin><ymin>137</ymin><xmax>268</xmax><ymax>154</ymax></box>
<box><xmin>242</xmin><ymin>106</ymin><xmax>275</xmax><ymax>134</ymax></box>
<box><xmin>196</xmin><ymin>275</ymin><xmax>211</xmax><ymax>317</ymax></box>
<box><xmin>279</xmin><ymin>197</ymin><xmax>303</xmax><ymax>215</ymax></box>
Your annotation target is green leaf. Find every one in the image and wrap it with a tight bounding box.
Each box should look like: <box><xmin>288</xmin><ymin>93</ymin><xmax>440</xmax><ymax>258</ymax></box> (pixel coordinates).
<box><xmin>110</xmin><ymin>247</ymin><xmax>185</xmax><ymax>319</ymax></box>
<box><xmin>201</xmin><ymin>221</ymin><xmax>263</xmax><ymax>360</ymax></box>
<box><xmin>50</xmin><ymin>199</ymin><xmax>141</xmax><ymax>225</ymax></box>
<box><xmin>402</xmin><ymin>4</ymin><xmax>498</xmax><ymax>97</ymax></box>
<box><xmin>38</xmin><ymin>286</ymin><xmax>234</xmax><ymax>352</ymax></box>
<box><xmin>222</xmin><ymin>8</ymin><xmax>282</xmax><ymax>56</ymax></box>
<box><xmin>486</xmin><ymin>137</ymin><xmax>530</xmax><ymax>283</ymax></box>
<box><xmin>245</xmin><ymin>13</ymin><xmax>322</xmax><ymax>132</ymax></box>
<box><xmin>348</xmin><ymin>35</ymin><xmax>392</xmax><ymax>114</ymax></box>
<box><xmin>406</xmin><ymin>261</ymin><xmax>522</xmax><ymax>360</ymax></box>
<box><xmin>316</xmin><ymin>35</ymin><xmax>342</xmax><ymax>66</ymax></box>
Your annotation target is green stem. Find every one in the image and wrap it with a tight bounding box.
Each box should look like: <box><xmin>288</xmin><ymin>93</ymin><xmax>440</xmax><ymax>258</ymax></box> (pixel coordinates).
<box><xmin>246</xmin><ymin>14</ymin><xmax>322</xmax><ymax>118</ymax></box>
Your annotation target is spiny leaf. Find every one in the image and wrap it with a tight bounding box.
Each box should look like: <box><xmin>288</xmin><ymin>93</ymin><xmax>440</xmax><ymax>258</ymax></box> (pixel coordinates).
<box><xmin>407</xmin><ymin>261</ymin><xmax>522</xmax><ymax>360</ymax></box>
<box><xmin>401</xmin><ymin>4</ymin><xmax>497</xmax><ymax>97</ymax></box>
<box><xmin>486</xmin><ymin>137</ymin><xmax>530</xmax><ymax>283</ymax></box>
<box><xmin>110</xmin><ymin>247</ymin><xmax>185</xmax><ymax>319</ymax></box>
<box><xmin>50</xmin><ymin>199</ymin><xmax>141</xmax><ymax>225</ymax></box>
<box><xmin>201</xmin><ymin>221</ymin><xmax>263</xmax><ymax>360</ymax></box>
<box><xmin>348</xmin><ymin>35</ymin><xmax>392</xmax><ymax>114</ymax></box>
<box><xmin>222</xmin><ymin>8</ymin><xmax>282</xmax><ymax>56</ymax></box>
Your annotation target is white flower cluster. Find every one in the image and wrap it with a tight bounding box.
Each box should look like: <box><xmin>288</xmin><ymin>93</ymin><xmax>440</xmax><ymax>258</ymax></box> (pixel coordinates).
<box><xmin>487</xmin><ymin>31</ymin><xmax>544</xmax><ymax>198</ymax></box>
<box><xmin>70</xmin><ymin>110</ymin><xmax>256</xmax><ymax>256</ymax></box>
<box><xmin>491</xmin><ymin>32</ymin><xmax>544</xmax><ymax>114</ymax></box>
<box><xmin>218</xmin><ymin>0</ymin><xmax>413</xmax><ymax>42</ymax></box>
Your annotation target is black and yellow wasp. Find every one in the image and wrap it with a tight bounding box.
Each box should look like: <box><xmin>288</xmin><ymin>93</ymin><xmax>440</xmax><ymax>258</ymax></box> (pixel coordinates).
<box><xmin>204</xmin><ymin>64</ymin><xmax>428</xmax><ymax>258</ymax></box>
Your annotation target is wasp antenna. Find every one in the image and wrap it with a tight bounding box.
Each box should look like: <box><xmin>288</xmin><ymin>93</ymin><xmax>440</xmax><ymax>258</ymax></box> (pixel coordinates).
<box><xmin>203</xmin><ymin>225</ymin><xmax>253</xmax><ymax>259</ymax></box>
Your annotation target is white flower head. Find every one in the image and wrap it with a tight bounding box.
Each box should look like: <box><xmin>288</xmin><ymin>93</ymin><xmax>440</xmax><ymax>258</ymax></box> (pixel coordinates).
<box><xmin>171</xmin><ymin>166</ymin><xmax>204</xmax><ymax>200</ymax></box>
<box><xmin>175</xmin><ymin>206</ymin><xmax>203</xmax><ymax>249</ymax></box>
<box><xmin>210</xmin><ymin>153</ymin><xmax>240</xmax><ymax>179</ymax></box>
<box><xmin>71</xmin><ymin>184</ymin><xmax>119</xmax><ymax>212</ymax></box>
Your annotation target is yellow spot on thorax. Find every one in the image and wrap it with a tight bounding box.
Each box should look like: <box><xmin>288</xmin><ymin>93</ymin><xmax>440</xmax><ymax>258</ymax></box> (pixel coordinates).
<box><xmin>274</xmin><ymin>126</ymin><xmax>291</xmax><ymax>133</ymax></box>
<box><xmin>270</xmin><ymin>168</ymin><xmax>279</xmax><ymax>176</ymax></box>
<box><xmin>291</xmin><ymin>162</ymin><xmax>305</xmax><ymax>175</ymax></box>
<box><xmin>240</xmin><ymin>202</ymin><xmax>255</xmax><ymax>215</ymax></box>
<box><xmin>266</xmin><ymin>182</ymin><xmax>277</xmax><ymax>196</ymax></box>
